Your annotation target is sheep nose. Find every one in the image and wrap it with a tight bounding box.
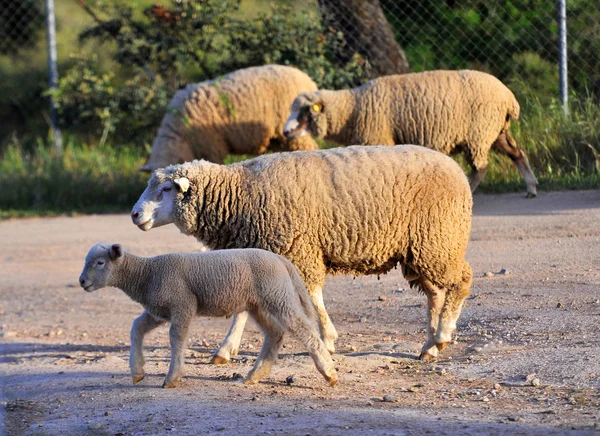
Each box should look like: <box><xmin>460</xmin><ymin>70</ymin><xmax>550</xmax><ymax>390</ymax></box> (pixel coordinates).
<box><xmin>79</xmin><ymin>276</ymin><xmax>86</xmax><ymax>287</ymax></box>
<box><xmin>131</xmin><ymin>211</ymin><xmax>140</xmax><ymax>219</ymax></box>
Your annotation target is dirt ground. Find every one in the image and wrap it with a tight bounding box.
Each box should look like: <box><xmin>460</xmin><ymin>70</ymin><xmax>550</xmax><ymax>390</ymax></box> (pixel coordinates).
<box><xmin>1</xmin><ymin>190</ymin><xmax>600</xmax><ymax>435</ymax></box>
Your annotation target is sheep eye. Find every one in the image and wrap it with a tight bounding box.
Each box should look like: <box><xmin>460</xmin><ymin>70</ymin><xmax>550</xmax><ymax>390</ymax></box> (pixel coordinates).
<box><xmin>162</xmin><ymin>186</ymin><xmax>172</xmax><ymax>193</ymax></box>
<box><xmin>96</xmin><ymin>260</ymin><xmax>105</xmax><ymax>268</ymax></box>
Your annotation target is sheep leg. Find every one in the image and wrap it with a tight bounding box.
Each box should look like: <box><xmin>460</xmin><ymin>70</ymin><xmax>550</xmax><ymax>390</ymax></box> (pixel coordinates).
<box><xmin>492</xmin><ymin>131</ymin><xmax>538</xmax><ymax>198</ymax></box>
<box><xmin>130</xmin><ymin>311</ymin><xmax>165</xmax><ymax>384</ymax></box>
<box><xmin>211</xmin><ymin>311</ymin><xmax>249</xmax><ymax>365</ymax></box>
<box><xmin>469</xmin><ymin>166</ymin><xmax>488</xmax><ymax>193</ymax></box>
<box><xmin>245</xmin><ymin>328</ymin><xmax>284</xmax><ymax>385</ymax></box>
<box><xmin>418</xmin><ymin>280</ymin><xmax>446</xmax><ymax>362</ymax></box>
<box><xmin>163</xmin><ymin>317</ymin><xmax>192</xmax><ymax>388</ymax></box>
<box><xmin>289</xmin><ymin>316</ymin><xmax>338</xmax><ymax>387</ymax></box>
<box><xmin>435</xmin><ymin>267</ymin><xmax>472</xmax><ymax>353</ymax></box>
<box><xmin>310</xmin><ymin>285</ymin><xmax>338</xmax><ymax>355</ymax></box>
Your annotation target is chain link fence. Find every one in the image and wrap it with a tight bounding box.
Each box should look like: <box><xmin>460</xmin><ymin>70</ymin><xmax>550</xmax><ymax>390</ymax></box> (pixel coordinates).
<box><xmin>0</xmin><ymin>0</ymin><xmax>598</xmax><ymax>144</ymax></box>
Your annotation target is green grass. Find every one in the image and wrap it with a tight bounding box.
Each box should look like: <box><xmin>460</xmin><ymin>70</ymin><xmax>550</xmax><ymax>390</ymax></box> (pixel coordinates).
<box><xmin>0</xmin><ymin>136</ymin><xmax>148</xmax><ymax>217</ymax></box>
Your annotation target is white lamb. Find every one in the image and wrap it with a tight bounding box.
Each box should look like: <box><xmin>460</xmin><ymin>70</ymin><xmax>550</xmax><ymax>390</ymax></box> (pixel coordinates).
<box><xmin>78</xmin><ymin>243</ymin><xmax>338</xmax><ymax>388</ymax></box>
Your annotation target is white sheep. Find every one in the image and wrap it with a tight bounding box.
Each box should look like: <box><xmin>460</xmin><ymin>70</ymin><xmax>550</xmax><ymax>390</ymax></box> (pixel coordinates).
<box><xmin>78</xmin><ymin>243</ymin><xmax>338</xmax><ymax>388</ymax></box>
<box><xmin>131</xmin><ymin>145</ymin><xmax>473</xmax><ymax>364</ymax></box>
<box><xmin>283</xmin><ymin>69</ymin><xmax>538</xmax><ymax>197</ymax></box>
<box><xmin>140</xmin><ymin>64</ymin><xmax>320</xmax><ymax>172</ymax></box>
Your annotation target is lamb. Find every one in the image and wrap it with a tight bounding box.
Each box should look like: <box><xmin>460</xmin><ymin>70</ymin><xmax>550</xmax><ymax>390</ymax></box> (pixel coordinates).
<box><xmin>78</xmin><ymin>243</ymin><xmax>338</xmax><ymax>388</ymax></box>
<box><xmin>131</xmin><ymin>145</ymin><xmax>473</xmax><ymax>364</ymax></box>
<box><xmin>283</xmin><ymin>69</ymin><xmax>538</xmax><ymax>197</ymax></box>
<box><xmin>139</xmin><ymin>64</ymin><xmax>319</xmax><ymax>172</ymax></box>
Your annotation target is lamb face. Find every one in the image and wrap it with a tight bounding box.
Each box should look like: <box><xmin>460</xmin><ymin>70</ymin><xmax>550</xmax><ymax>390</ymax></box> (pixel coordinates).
<box><xmin>284</xmin><ymin>93</ymin><xmax>327</xmax><ymax>139</ymax></box>
<box><xmin>131</xmin><ymin>175</ymin><xmax>189</xmax><ymax>231</ymax></box>
<box><xmin>79</xmin><ymin>243</ymin><xmax>123</xmax><ymax>292</ymax></box>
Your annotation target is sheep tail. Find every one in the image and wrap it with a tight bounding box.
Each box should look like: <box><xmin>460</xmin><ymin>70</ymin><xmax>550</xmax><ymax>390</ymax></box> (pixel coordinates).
<box><xmin>281</xmin><ymin>258</ymin><xmax>318</xmax><ymax>323</ymax></box>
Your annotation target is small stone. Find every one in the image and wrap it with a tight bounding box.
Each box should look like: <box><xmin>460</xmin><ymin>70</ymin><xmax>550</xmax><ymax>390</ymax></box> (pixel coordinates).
<box><xmin>408</xmin><ymin>386</ymin><xmax>419</xmax><ymax>393</ymax></box>
<box><xmin>309</xmin><ymin>403</ymin><xmax>318</xmax><ymax>409</ymax></box>
<box><xmin>370</xmin><ymin>397</ymin><xmax>382</xmax><ymax>402</ymax></box>
<box><xmin>59</xmin><ymin>413</ymin><xmax>68</xmax><ymax>419</ymax></box>
<box><xmin>359</xmin><ymin>316</ymin><xmax>368</xmax><ymax>323</ymax></box>
<box><xmin>531</xmin><ymin>378</ymin><xmax>540</xmax><ymax>387</ymax></box>
<box><xmin>438</xmin><ymin>368</ymin><xmax>447</xmax><ymax>375</ymax></box>
<box><xmin>251</xmin><ymin>395</ymin><xmax>260</xmax><ymax>401</ymax></box>
<box><xmin>498</xmin><ymin>269</ymin><xmax>510</xmax><ymax>275</ymax></box>
<box><xmin>557</xmin><ymin>302</ymin><xmax>564</xmax><ymax>308</ymax></box>
<box><xmin>507</xmin><ymin>416</ymin><xmax>517</xmax><ymax>422</ymax></box>
<box><xmin>231</xmin><ymin>372</ymin><xmax>244</xmax><ymax>381</ymax></box>
<box><xmin>494</xmin><ymin>383</ymin><xmax>501</xmax><ymax>390</ymax></box>
<box><xmin>484</xmin><ymin>272</ymin><xmax>494</xmax><ymax>278</ymax></box>
<box><xmin>146</xmin><ymin>415</ymin><xmax>154</xmax><ymax>422</ymax></box>
<box><xmin>482</xmin><ymin>397</ymin><xmax>490</xmax><ymax>402</ymax></box>
<box><xmin>378</xmin><ymin>295</ymin><xmax>387</xmax><ymax>302</ymax></box>
<box><xmin>285</xmin><ymin>375</ymin><xmax>295</xmax><ymax>386</ymax></box>
<box><xmin>382</xmin><ymin>395</ymin><xmax>398</xmax><ymax>403</ymax></box>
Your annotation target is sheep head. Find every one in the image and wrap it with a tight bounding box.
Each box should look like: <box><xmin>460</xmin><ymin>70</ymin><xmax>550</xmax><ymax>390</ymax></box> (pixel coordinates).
<box><xmin>79</xmin><ymin>243</ymin><xmax>124</xmax><ymax>292</ymax></box>
<box><xmin>131</xmin><ymin>168</ymin><xmax>192</xmax><ymax>231</ymax></box>
<box><xmin>284</xmin><ymin>92</ymin><xmax>327</xmax><ymax>140</ymax></box>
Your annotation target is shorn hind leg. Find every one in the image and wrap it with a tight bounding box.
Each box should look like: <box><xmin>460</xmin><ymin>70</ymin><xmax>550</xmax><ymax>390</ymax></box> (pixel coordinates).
<box><xmin>245</xmin><ymin>328</ymin><xmax>284</xmax><ymax>385</ymax></box>
<box><xmin>418</xmin><ymin>279</ymin><xmax>447</xmax><ymax>362</ymax></box>
<box><xmin>211</xmin><ymin>311</ymin><xmax>249</xmax><ymax>364</ymax></box>
<box><xmin>435</xmin><ymin>264</ymin><xmax>473</xmax><ymax>353</ymax></box>
<box><xmin>492</xmin><ymin>131</ymin><xmax>538</xmax><ymax>198</ymax></box>
<box><xmin>469</xmin><ymin>165</ymin><xmax>488</xmax><ymax>194</ymax></box>
<box><xmin>288</xmin><ymin>315</ymin><xmax>338</xmax><ymax>387</ymax></box>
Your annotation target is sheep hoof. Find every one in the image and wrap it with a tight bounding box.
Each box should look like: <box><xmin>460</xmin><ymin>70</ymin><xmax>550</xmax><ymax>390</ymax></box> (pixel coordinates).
<box><xmin>132</xmin><ymin>374</ymin><xmax>145</xmax><ymax>385</ymax></box>
<box><xmin>210</xmin><ymin>355</ymin><xmax>230</xmax><ymax>365</ymax></box>
<box><xmin>243</xmin><ymin>377</ymin><xmax>258</xmax><ymax>385</ymax></box>
<box><xmin>162</xmin><ymin>379</ymin><xmax>180</xmax><ymax>389</ymax></box>
<box><xmin>436</xmin><ymin>342</ymin><xmax>451</xmax><ymax>351</ymax></box>
<box><xmin>526</xmin><ymin>192</ymin><xmax>537</xmax><ymax>199</ymax></box>
<box><xmin>418</xmin><ymin>352</ymin><xmax>437</xmax><ymax>362</ymax></box>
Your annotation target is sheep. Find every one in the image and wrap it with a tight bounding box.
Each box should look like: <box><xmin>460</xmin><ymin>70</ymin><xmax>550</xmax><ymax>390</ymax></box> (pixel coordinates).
<box><xmin>78</xmin><ymin>243</ymin><xmax>338</xmax><ymax>388</ymax></box>
<box><xmin>283</xmin><ymin>69</ymin><xmax>538</xmax><ymax>198</ymax></box>
<box><xmin>139</xmin><ymin>65</ymin><xmax>319</xmax><ymax>172</ymax></box>
<box><xmin>131</xmin><ymin>144</ymin><xmax>473</xmax><ymax>363</ymax></box>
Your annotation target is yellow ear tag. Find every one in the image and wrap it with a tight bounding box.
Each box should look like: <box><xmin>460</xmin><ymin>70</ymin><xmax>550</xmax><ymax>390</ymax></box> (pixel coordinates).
<box><xmin>312</xmin><ymin>104</ymin><xmax>321</xmax><ymax>112</ymax></box>
<box><xmin>174</xmin><ymin>177</ymin><xmax>190</xmax><ymax>193</ymax></box>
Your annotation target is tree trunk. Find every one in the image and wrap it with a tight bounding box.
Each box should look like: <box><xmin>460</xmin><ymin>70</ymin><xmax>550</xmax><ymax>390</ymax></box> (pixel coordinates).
<box><xmin>317</xmin><ymin>0</ymin><xmax>410</xmax><ymax>77</ymax></box>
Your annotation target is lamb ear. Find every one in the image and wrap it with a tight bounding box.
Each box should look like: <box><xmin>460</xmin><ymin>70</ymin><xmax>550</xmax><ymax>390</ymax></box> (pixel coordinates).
<box><xmin>173</xmin><ymin>177</ymin><xmax>190</xmax><ymax>193</ymax></box>
<box><xmin>109</xmin><ymin>244</ymin><xmax>123</xmax><ymax>260</ymax></box>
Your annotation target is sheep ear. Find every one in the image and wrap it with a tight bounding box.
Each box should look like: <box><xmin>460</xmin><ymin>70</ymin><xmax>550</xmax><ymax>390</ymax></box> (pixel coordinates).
<box><xmin>138</xmin><ymin>164</ymin><xmax>153</xmax><ymax>173</ymax></box>
<box><xmin>173</xmin><ymin>177</ymin><xmax>190</xmax><ymax>193</ymax></box>
<box><xmin>109</xmin><ymin>244</ymin><xmax>123</xmax><ymax>260</ymax></box>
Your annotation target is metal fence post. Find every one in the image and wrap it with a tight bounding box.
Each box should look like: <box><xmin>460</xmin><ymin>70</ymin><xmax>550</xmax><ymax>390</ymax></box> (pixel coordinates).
<box><xmin>45</xmin><ymin>0</ymin><xmax>63</xmax><ymax>153</ymax></box>
<box><xmin>557</xmin><ymin>0</ymin><xmax>568</xmax><ymax>116</ymax></box>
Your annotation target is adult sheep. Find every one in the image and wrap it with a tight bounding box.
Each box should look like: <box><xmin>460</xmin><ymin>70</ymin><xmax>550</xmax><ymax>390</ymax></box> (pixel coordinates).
<box><xmin>283</xmin><ymin>69</ymin><xmax>538</xmax><ymax>197</ymax></box>
<box><xmin>131</xmin><ymin>145</ymin><xmax>473</xmax><ymax>363</ymax></box>
<box><xmin>139</xmin><ymin>65</ymin><xmax>319</xmax><ymax>172</ymax></box>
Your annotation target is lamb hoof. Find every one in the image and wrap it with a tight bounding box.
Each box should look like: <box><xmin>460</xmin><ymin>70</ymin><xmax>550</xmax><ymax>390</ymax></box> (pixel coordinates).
<box><xmin>162</xmin><ymin>379</ymin><xmax>180</xmax><ymax>389</ymax></box>
<box><xmin>418</xmin><ymin>352</ymin><xmax>437</xmax><ymax>362</ymax></box>
<box><xmin>436</xmin><ymin>341</ymin><xmax>451</xmax><ymax>351</ymax></box>
<box><xmin>526</xmin><ymin>192</ymin><xmax>537</xmax><ymax>199</ymax></box>
<box><xmin>325</xmin><ymin>371</ymin><xmax>339</xmax><ymax>387</ymax></box>
<box><xmin>132</xmin><ymin>374</ymin><xmax>145</xmax><ymax>385</ymax></box>
<box><xmin>210</xmin><ymin>355</ymin><xmax>230</xmax><ymax>365</ymax></box>
<box><xmin>243</xmin><ymin>377</ymin><xmax>259</xmax><ymax>385</ymax></box>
